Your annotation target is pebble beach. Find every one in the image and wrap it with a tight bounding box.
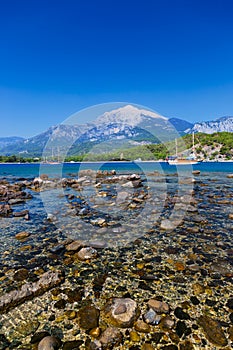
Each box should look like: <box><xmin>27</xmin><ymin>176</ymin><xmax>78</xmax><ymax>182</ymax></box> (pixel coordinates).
<box><xmin>0</xmin><ymin>163</ymin><xmax>233</xmax><ymax>349</ymax></box>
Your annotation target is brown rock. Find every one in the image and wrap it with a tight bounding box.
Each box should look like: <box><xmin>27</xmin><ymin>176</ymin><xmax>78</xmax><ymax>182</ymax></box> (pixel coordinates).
<box><xmin>14</xmin><ymin>268</ymin><xmax>29</xmax><ymax>281</ymax></box>
<box><xmin>78</xmin><ymin>305</ymin><xmax>100</xmax><ymax>330</ymax></box>
<box><xmin>102</xmin><ymin>298</ymin><xmax>140</xmax><ymax>328</ymax></box>
<box><xmin>160</xmin><ymin>316</ymin><xmax>175</xmax><ymax>330</ymax></box>
<box><xmin>174</xmin><ymin>261</ymin><xmax>185</xmax><ymax>271</ymax></box>
<box><xmin>99</xmin><ymin>327</ymin><xmax>122</xmax><ymax>349</ymax></box>
<box><xmin>15</xmin><ymin>231</ymin><xmax>30</xmax><ymax>240</ymax></box>
<box><xmin>141</xmin><ymin>344</ymin><xmax>155</xmax><ymax>350</ymax></box>
<box><xmin>148</xmin><ymin>299</ymin><xmax>170</xmax><ymax>314</ymax></box>
<box><xmin>13</xmin><ymin>209</ymin><xmax>29</xmax><ymax>217</ymax></box>
<box><xmin>198</xmin><ymin>315</ymin><xmax>228</xmax><ymax>347</ymax></box>
<box><xmin>76</xmin><ymin>247</ymin><xmax>98</xmax><ymax>260</ymax></box>
<box><xmin>134</xmin><ymin>319</ymin><xmax>151</xmax><ymax>333</ymax></box>
<box><xmin>66</xmin><ymin>240</ymin><xmax>84</xmax><ymax>251</ymax></box>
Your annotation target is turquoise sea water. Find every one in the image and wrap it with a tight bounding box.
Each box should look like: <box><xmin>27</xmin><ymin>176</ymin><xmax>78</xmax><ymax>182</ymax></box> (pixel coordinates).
<box><xmin>0</xmin><ymin>161</ymin><xmax>233</xmax><ymax>179</ymax></box>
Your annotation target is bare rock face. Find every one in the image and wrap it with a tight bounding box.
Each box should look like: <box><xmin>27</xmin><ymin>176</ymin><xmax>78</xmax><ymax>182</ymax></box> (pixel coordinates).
<box><xmin>102</xmin><ymin>298</ymin><xmax>140</xmax><ymax>328</ymax></box>
<box><xmin>0</xmin><ymin>270</ymin><xmax>64</xmax><ymax>313</ymax></box>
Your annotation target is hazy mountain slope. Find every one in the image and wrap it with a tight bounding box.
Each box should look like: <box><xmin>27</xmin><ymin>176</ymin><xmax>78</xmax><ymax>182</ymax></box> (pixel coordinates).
<box><xmin>0</xmin><ymin>136</ymin><xmax>25</xmax><ymax>149</ymax></box>
<box><xmin>168</xmin><ymin>118</ymin><xmax>193</xmax><ymax>134</ymax></box>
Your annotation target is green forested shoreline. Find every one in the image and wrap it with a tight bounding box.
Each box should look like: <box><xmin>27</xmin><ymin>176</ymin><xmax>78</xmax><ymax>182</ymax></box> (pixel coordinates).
<box><xmin>0</xmin><ymin>132</ymin><xmax>233</xmax><ymax>163</ymax></box>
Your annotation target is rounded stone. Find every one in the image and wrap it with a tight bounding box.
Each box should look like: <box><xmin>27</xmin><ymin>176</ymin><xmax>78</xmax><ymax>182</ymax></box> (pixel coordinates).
<box><xmin>160</xmin><ymin>316</ymin><xmax>175</xmax><ymax>330</ymax></box>
<box><xmin>134</xmin><ymin>319</ymin><xmax>151</xmax><ymax>333</ymax></box>
<box><xmin>148</xmin><ymin>299</ymin><xmax>169</xmax><ymax>314</ymax></box>
<box><xmin>78</xmin><ymin>305</ymin><xmax>100</xmax><ymax>330</ymax></box>
<box><xmin>130</xmin><ymin>330</ymin><xmax>140</xmax><ymax>342</ymax></box>
<box><xmin>174</xmin><ymin>307</ymin><xmax>190</xmax><ymax>320</ymax></box>
<box><xmin>38</xmin><ymin>336</ymin><xmax>61</xmax><ymax>350</ymax></box>
<box><xmin>66</xmin><ymin>240</ymin><xmax>84</xmax><ymax>251</ymax></box>
<box><xmin>141</xmin><ymin>344</ymin><xmax>155</xmax><ymax>350</ymax></box>
<box><xmin>15</xmin><ymin>231</ymin><xmax>30</xmax><ymax>240</ymax></box>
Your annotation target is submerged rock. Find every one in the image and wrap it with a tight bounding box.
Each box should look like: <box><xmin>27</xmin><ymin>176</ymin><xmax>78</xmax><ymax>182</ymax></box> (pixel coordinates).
<box><xmin>0</xmin><ymin>203</ymin><xmax>12</xmax><ymax>217</ymax></box>
<box><xmin>78</xmin><ymin>305</ymin><xmax>100</xmax><ymax>329</ymax></box>
<box><xmin>198</xmin><ymin>315</ymin><xmax>228</xmax><ymax>347</ymax></box>
<box><xmin>148</xmin><ymin>299</ymin><xmax>170</xmax><ymax>314</ymax></box>
<box><xmin>0</xmin><ymin>270</ymin><xmax>64</xmax><ymax>313</ymax></box>
<box><xmin>99</xmin><ymin>327</ymin><xmax>123</xmax><ymax>349</ymax></box>
<box><xmin>76</xmin><ymin>247</ymin><xmax>98</xmax><ymax>260</ymax></box>
<box><xmin>66</xmin><ymin>240</ymin><xmax>84</xmax><ymax>251</ymax></box>
<box><xmin>102</xmin><ymin>298</ymin><xmax>140</xmax><ymax>328</ymax></box>
<box><xmin>38</xmin><ymin>335</ymin><xmax>61</xmax><ymax>350</ymax></box>
<box><xmin>15</xmin><ymin>231</ymin><xmax>30</xmax><ymax>240</ymax></box>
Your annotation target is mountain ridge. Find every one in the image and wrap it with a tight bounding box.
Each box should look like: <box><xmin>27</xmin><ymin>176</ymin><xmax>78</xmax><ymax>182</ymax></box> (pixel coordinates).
<box><xmin>0</xmin><ymin>105</ymin><xmax>232</xmax><ymax>157</ymax></box>
<box><xmin>186</xmin><ymin>116</ymin><xmax>233</xmax><ymax>134</ymax></box>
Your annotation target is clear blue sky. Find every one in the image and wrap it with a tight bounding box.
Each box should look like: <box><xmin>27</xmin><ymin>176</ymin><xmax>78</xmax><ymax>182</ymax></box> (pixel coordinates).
<box><xmin>1</xmin><ymin>0</ymin><xmax>233</xmax><ymax>137</ymax></box>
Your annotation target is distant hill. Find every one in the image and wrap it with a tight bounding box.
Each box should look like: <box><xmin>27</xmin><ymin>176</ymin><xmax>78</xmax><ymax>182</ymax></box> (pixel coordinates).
<box><xmin>66</xmin><ymin>132</ymin><xmax>233</xmax><ymax>162</ymax></box>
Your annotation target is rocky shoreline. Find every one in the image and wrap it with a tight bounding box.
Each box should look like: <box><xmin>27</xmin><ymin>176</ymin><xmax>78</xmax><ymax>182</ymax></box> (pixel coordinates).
<box><xmin>0</xmin><ymin>169</ymin><xmax>233</xmax><ymax>349</ymax></box>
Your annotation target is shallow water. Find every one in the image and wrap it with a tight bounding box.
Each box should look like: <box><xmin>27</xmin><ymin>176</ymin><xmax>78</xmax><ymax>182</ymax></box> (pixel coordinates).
<box><xmin>0</xmin><ymin>163</ymin><xmax>233</xmax><ymax>349</ymax></box>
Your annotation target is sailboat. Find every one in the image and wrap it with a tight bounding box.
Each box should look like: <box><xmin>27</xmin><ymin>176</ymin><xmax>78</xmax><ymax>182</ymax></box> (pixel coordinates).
<box><xmin>167</xmin><ymin>133</ymin><xmax>199</xmax><ymax>165</ymax></box>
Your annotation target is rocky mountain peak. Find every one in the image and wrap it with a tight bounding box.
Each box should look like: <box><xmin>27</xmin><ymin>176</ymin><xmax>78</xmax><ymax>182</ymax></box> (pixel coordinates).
<box><xmin>96</xmin><ymin>104</ymin><xmax>167</xmax><ymax>127</ymax></box>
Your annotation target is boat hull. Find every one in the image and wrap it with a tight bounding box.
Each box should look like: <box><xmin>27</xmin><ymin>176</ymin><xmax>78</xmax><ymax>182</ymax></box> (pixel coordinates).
<box><xmin>168</xmin><ymin>159</ymin><xmax>199</xmax><ymax>165</ymax></box>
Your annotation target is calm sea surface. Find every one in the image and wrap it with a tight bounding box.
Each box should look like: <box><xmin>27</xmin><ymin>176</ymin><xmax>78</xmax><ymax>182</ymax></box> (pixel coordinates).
<box><xmin>0</xmin><ymin>161</ymin><xmax>233</xmax><ymax>179</ymax></box>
